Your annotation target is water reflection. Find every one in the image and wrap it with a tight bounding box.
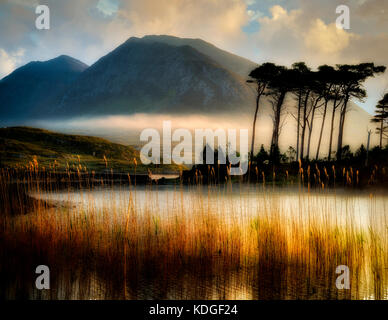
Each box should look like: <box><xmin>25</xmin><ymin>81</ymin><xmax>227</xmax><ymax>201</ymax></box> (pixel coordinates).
<box><xmin>24</xmin><ymin>185</ymin><xmax>388</xmax><ymax>300</ymax></box>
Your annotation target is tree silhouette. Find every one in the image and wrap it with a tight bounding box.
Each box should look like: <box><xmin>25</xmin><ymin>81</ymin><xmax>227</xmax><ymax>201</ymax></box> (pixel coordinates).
<box><xmin>266</xmin><ymin>66</ymin><xmax>294</xmax><ymax>158</ymax></box>
<box><xmin>315</xmin><ymin>65</ymin><xmax>336</xmax><ymax>160</ymax></box>
<box><xmin>254</xmin><ymin>144</ymin><xmax>269</xmax><ymax>164</ymax></box>
<box><xmin>305</xmin><ymin>72</ymin><xmax>324</xmax><ymax>161</ymax></box>
<box><xmin>247</xmin><ymin>63</ymin><xmax>280</xmax><ymax>161</ymax></box>
<box><xmin>354</xmin><ymin>144</ymin><xmax>367</xmax><ymax>164</ymax></box>
<box><xmin>291</xmin><ymin>62</ymin><xmax>310</xmax><ymax>161</ymax></box>
<box><xmin>336</xmin><ymin>63</ymin><xmax>386</xmax><ymax>161</ymax></box>
<box><xmin>371</xmin><ymin>93</ymin><xmax>388</xmax><ymax>148</ymax></box>
<box><xmin>247</xmin><ymin>61</ymin><xmax>386</xmax><ymax>165</ymax></box>
<box><xmin>327</xmin><ymin>68</ymin><xmax>345</xmax><ymax>161</ymax></box>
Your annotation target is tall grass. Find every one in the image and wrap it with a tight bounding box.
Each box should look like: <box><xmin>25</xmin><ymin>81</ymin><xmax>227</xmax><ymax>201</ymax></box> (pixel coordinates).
<box><xmin>0</xmin><ymin>165</ymin><xmax>387</xmax><ymax>300</ymax></box>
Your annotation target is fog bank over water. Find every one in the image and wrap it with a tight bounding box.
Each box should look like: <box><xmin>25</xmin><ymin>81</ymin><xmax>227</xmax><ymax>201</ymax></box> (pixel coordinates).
<box><xmin>30</xmin><ymin>113</ymin><xmax>259</xmax><ymax>147</ymax></box>
<box><xmin>28</xmin><ymin>103</ymin><xmax>380</xmax><ymax>159</ymax></box>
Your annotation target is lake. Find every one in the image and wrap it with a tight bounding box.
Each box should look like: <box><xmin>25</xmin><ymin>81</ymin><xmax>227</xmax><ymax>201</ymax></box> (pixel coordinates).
<box><xmin>24</xmin><ymin>184</ymin><xmax>387</xmax><ymax>300</ymax></box>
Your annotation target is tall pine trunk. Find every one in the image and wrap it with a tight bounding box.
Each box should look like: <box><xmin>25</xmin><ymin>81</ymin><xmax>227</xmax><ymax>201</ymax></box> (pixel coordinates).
<box><xmin>328</xmin><ymin>99</ymin><xmax>337</xmax><ymax>161</ymax></box>
<box><xmin>300</xmin><ymin>91</ymin><xmax>310</xmax><ymax>160</ymax></box>
<box><xmin>336</xmin><ymin>95</ymin><xmax>349</xmax><ymax>161</ymax></box>
<box><xmin>380</xmin><ymin>118</ymin><xmax>383</xmax><ymax>148</ymax></box>
<box><xmin>316</xmin><ymin>100</ymin><xmax>328</xmax><ymax>160</ymax></box>
<box><xmin>250</xmin><ymin>95</ymin><xmax>261</xmax><ymax>160</ymax></box>
<box><xmin>270</xmin><ymin>91</ymin><xmax>286</xmax><ymax>156</ymax></box>
<box><xmin>296</xmin><ymin>91</ymin><xmax>302</xmax><ymax>161</ymax></box>
<box><xmin>306</xmin><ymin>107</ymin><xmax>316</xmax><ymax>161</ymax></box>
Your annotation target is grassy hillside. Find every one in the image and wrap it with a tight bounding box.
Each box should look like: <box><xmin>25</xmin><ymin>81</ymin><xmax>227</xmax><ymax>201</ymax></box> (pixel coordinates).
<box><xmin>0</xmin><ymin>127</ymin><xmax>179</xmax><ymax>173</ymax></box>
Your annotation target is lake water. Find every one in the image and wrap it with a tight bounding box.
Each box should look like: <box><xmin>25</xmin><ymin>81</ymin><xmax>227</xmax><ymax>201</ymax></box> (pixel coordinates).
<box><xmin>29</xmin><ymin>184</ymin><xmax>388</xmax><ymax>300</ymax></box>
<box><xmin>32</xmin><ymin>184</ymin><xmax>387</xmax><ymax>229</ymax></box>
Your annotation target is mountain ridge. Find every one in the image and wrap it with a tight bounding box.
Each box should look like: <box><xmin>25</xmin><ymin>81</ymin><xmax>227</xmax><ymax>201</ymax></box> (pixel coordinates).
<box><xmin>0</xmin><ymin>34</ymin><xmax>376</xmax><ymax>154</ymax></box>
<box><xmin>128</xmin><ymin>35</ymin><xmax>257</xmax><ymax>78</ymax></box>
<box><xmin>0</xmin><ymin>55</ymin><xmax>88</xmax><ymax>122</ymax></box>
<box><xmin>55</xmin><ymin>37</ymin><xmax>256</xmax><ymax>117</ymax></box>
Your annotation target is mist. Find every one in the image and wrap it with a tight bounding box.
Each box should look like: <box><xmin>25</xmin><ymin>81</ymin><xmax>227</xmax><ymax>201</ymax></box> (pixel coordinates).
<box><xmin>24</xmin><ymin>103</ymin><xmax>380</xmax><ymax>161</ymax></box>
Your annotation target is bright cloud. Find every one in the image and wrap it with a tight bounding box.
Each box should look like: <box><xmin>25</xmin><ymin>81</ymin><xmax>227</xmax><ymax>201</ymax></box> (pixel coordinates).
<box><xmin>0</xmin><ymin>48</ymin><xmax>25</xmax><ymax>78</ymax></box>
<box><xmin>253</xmin><ymin>5</ymin><xmax>355</xmax><ymax>65</ymax></box>
<box><xmin>115</xmin><ymin>0</ymin><xmax>249</xmax><ymax>49</ymax></box>
<box><xmin>304</xmin><ymin>19</ymin><xmax>353</xmax><ymax>55</ymax></box>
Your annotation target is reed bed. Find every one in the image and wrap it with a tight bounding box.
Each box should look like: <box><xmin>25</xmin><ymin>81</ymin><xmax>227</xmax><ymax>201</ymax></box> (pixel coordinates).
<box><xmin>0</xmin><ymin>166</ymin><xmax>387</xmax><ymax>300</ymax></box>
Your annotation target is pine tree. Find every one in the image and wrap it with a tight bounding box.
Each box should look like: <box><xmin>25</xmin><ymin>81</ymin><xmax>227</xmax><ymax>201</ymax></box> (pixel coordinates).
<box><xmin>254</xmin><ymin>144</ymin><xmax>269</xmax><ymax>164</ymax></box>
<box><xmin>371</xmin><ymin>93</ymin><xmax>388</xmax><ymax>148</ymax></box>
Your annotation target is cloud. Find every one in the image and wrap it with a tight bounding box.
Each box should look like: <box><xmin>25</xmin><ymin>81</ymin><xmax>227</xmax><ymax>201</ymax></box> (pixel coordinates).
<box><xmin>251</xmin><ymin>5</ymin><xmax>355</xmax><ymax>66</ymax></box>
<box><xmin>257</xmin><ymin>5</ymin><xmax>302</xmax><ymax>42</ymax></box>
<box><xmin>0</xmin><ymin>0</ymin><xmax>253</xmax><ymax>67</ymax></box>
<box><xmin>96</xmin><ymin>0</ymin><xmax>119</xmax><ymax>17</ymax></box>
<box><xmin>247</xmin><ymin>9</ymin><xmax>263</xmax><ymax>21</ymax></box>
<box><xmin>0</xmin><ymin>48</ymin><xmax>25</xmax><ymax>79</ymax></box>
<box><xmin>115</xmin><ymin>0</ymin><xmax>249</xmax><ymax>50</ymax></box>
<box><xmin>1</xmin><ymin>1</ymin><xmax>385</xmax><ymax>69</ymax></box>
<box><xmin>304</xmin><ymin>19</ymin><xmax>352</xmax><ymax>55</ymax></box>
<box><xmin>356</xmin><ymin>0</ymin><xmax>388</xmax><ymax>26</ymax></box>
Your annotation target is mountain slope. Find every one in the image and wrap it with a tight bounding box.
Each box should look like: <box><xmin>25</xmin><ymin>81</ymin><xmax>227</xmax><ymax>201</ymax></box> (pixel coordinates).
<box><xmin>0</xmin><ymin>126</ymin><xmax>139</xmax><ymax>172</ymax></box>
<box><xmin>0</xmin><ymin>126</ymin><xmax>138</xmax><ymax>158</ymax></box>
<box><xmin>139</xmin><ymin>35</ymin><xmax>257</xmax><ymax>78</ymax></box>
<box><xmin>56</xmin><ymin>38</ymin><xmax>256</xmax><ymax>117</ymax></box>
<box><xmin>0</xmin><ymin>55</ymin><xmax>88</xmax><ymax>122</ymax></box>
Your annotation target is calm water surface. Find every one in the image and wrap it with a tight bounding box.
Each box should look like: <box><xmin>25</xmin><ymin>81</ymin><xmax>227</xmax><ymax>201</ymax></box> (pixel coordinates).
<box><xmin>29</xmin><ymin>184</ymin><xmax>388</xmax><ymax>300</ymax></box>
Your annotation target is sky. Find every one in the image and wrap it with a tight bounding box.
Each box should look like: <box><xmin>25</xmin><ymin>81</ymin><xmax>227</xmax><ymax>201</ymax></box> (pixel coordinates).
<box><xmin>0</xmin><ymin>0</ymin><xmax>387</xmax><ymax>114</ymax></box>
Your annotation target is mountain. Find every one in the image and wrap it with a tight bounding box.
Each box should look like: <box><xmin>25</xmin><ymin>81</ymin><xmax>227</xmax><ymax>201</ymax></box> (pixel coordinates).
<box><xmin>0</xmin><ymin>35</ymin><xmax>379</xmax><ymax>152</ymax></box>
<box><xmin>0</xmin><ymin>55</ymin><xmax>88</xmax><ymax>122</ymax></box>
<box><xmin>0</xmin><ymin>36</ymin><xmax>258</xmax><ymax>119</ymax></box>
<box><xmin>55</xmin><ymin>37</ymin><xmax>256</xmax><ymax>117</ymax></box>
<box><xmin>139</xmin><ymin>35</ymin><xmax>256</xmax><ymax>78</ymax></box>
